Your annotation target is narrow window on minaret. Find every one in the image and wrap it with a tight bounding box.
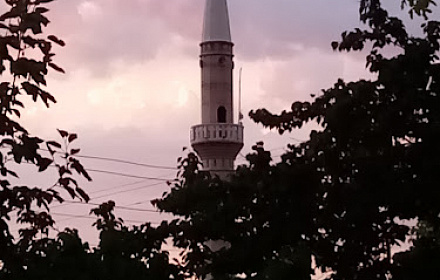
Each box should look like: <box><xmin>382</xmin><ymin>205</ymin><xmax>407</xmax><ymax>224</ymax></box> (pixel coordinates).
<box><xmin>218</xmin><ymin>56</ymin><xmax>226</xmax><ymax>67</ymax></box>
<box><xmin>217</xmin><ymin>106</ymin><xmax>226</xmax><ymax>123</ymax></box>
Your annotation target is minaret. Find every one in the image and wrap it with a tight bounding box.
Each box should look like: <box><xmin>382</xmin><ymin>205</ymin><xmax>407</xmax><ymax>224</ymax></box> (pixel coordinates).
<box><xmin>190</xmin><ymin>0</ymin><xmax>244</xmax><ymax>179</ymax></box>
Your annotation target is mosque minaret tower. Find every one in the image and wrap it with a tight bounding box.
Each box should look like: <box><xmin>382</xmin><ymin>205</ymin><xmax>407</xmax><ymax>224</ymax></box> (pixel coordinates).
<box><xmin>190</xmin><ymin>0</ymin><xmax>244</xmax><ymax>178</ymax></box>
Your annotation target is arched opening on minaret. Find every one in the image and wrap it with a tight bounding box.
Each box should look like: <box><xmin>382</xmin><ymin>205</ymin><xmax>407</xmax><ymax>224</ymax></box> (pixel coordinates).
<box><xmin>218</xmin><ymin>56</ymin><xmax>226</xmax><ymax>67</ymax></box>
<box><xmin>217</xmin><ymin>106</ymin><xmax>227</xmax><ymax>123</ymax></box>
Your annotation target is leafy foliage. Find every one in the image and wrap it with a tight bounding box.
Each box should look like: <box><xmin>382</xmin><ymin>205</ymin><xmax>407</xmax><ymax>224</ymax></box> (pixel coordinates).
<box><xmin>0</xmin><ymin>4</ymin><xmax>191</xmax><ymax>279</ymax></box>
<box><xmin>2</xmin><ymin>202</ymin><xmax>185</xmax><ymax>280</ymax></box>
<box><xmin>0</xmin><ymin>0</ymin><xmax>91</xmax><ymax>277</ymax></box>
<box><xmin>2</xmin><ymin>0</ymin><xmax>438</xmax><ymax>279</ymax></box>
<box><xmin>156</xmin><ymin>1</ymin><xmax>440</xmax><ymax>279</ymax></box>
<box><xmin>155</xmin><ymin>149</ymin><xmax>318</xmax><ymax>280</ymax></box>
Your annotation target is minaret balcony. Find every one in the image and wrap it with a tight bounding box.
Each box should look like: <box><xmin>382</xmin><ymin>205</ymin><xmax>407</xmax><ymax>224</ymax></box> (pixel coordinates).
<box><xmin>190</xmin><ymin>123</ymin><xmax>243</xmax><ymax>145</ymax></box>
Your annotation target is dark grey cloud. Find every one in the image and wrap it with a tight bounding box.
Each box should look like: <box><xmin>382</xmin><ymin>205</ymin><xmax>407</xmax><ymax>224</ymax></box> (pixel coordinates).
<box><xmin>46</xmin><ymin>0</ymin><xmax>174</xmax><ymax>76</ymax></box>
<box><xmin>4</xmin><ymin>0</ymin><xmax>440</xmax><ymax>76</ymax></box>
<box><xmin>229</xmin><ymin>0</ymin><xmax>361</xmax><ymax>61</ymax></box>
<box><xmin>42</xmin><ymin>0</ymin><xmax>365</xmax><ymax>75</ymax></box>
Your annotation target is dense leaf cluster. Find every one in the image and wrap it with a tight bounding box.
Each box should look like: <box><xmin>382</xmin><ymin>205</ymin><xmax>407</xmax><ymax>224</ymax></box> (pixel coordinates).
<box><xmin>2</xmin><ymin>0</ymin><xmax>439</xmax><ymax>279</ymax></box>
<box><xmin>0</xmin><ymin>201</ymin><xmax>184</xmax><ymax>280</ymax></box>
<box><xmin>0</xmin><ymin>1</ymin><xmax>194</xmax><ymax>279</ymax></box>
<box><xmin>155</xmin><ymin>149</ymin><xmax>319</xmax><ymax>280</ymax></box>
<box><xmin>0</xmin><ymin>3</ymin><xmax>191</xmax><ymax>279</ymax></box>
<box><xmin>0</xmin><ymin>0</ymin><xmax>93</xmax><ymax>277</ymax></box>
<box><xmin>2</xmin><ymin>201</ymin><xmax>185</xmax><ymax>280</ymax></box>
<box><xmin>157</xmin><ymin>1</ymin><xmax>440</xmax><ymax>279</ymax></box>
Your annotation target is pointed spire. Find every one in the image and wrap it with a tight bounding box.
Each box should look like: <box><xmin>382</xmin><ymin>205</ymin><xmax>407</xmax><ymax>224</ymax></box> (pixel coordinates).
<box><xmin>202</xmin><ymin>0</ymin><xmax>231</xmax><ymax>43</ymax></box>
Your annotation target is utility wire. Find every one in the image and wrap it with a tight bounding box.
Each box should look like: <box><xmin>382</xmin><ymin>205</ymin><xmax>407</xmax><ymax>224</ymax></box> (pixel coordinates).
<box><xmin>9</xmin><ymin>211</ymin><xmax>159</xmax><ymax>232</ymax></box>
<box><xmin>51</xmin><ymin>212</ymin><xmax>159</xmax><ymax>225</ymax></box>
<box><xmin>52</xmin><ymin>198</ymin><xmax>166</xmax><ymax>224</ymax></box>
<box><xmin>87</xmin><ymin>179</ymin><xmax>148</xmax><ymax>195</ymax></box>
<box><xmin>86</xmin><ymin>243</ymin><xmax>183</xmax><ymax>252</ymax></box>
<box><xmin>61</xmin><ymin>200</ymin><xmax>160</xmax><ymax>213</ymax></box>
<box><xmin>21</xmin><ymin>161</ymin><xmax>174</xmax><ymax>182</ymax></box>
<box><xmin>86</xmin><ymin>168</ymin><xmax>172</xmax><ymax>181</ymax></box>
<box><xmin>126</xmin><ymin>199</ymin><xmax>160</xmax><ymax>207</ymax></box>
<box><xmin>45</xmin><ymin>181</ymin><xmax>167</xmax><ymax>214</ymax></box>
<box><xmin>79</xmin><ymin>170</ymin><xmax>174</xmax><ymax>198</ymax></box>
<box><xmin>35</xmin><ymin>176</ymin><xmax>174</xmax><ymax>222</ymax></box>
<box><xmin>91</xmin><ymin>181</ymin><xmax>167</xmax><ymax>201</ymax></box>
<box><xmin>74</xmin><ymin>154</ymin><xmax>178</xmax><ymax>171</ymax></box>
<box><xmin>52</xmin><ymin>177</ymin><xmax>173</xmax><ymax>208</ymax></box>
<box><xmin>38</xmin><ymin>148</ymin><xmax>178</xmax><ymax>171</ymax></box>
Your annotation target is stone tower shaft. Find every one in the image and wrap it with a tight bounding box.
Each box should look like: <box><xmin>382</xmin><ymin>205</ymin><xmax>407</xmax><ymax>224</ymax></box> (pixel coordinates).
<box><xmin>190</xmin><ymin>0</ymin><xmax>243</xmax><ymax>177</ymax></box>
<box><xmin>200</xmin><ymin>41</ymin><xmax>234</xmax><ymax>124</ymax></box>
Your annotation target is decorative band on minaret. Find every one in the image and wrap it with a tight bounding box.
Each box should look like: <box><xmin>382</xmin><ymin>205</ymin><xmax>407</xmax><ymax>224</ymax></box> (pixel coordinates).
<box><xmin>190</xmin><ymin>0</ymin><xmax>243</xmax><ymax>178</ymax></box>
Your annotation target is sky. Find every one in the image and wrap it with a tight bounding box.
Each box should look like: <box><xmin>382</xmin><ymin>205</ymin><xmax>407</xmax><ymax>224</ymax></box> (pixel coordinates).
<box><xmin>3</xmin><ymin>0</ymin><xmax>436</xmax><ymax>245</ymax></box>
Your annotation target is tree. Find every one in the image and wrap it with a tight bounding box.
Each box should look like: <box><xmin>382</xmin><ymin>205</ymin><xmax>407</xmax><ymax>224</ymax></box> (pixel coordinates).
<box><xmin>155</xmin><ymin>0</ymin><xmax>440</xmax><ymax>279</ymax></box>
<box><xmin>155</xmin><ymin>149</ymin><xmax>318</xmax><ymax>280</ymax></box>
<box><xmin>0</xmin><ymin>0</ymin><xmax>92</xmax><ymax>277</ymax></box>
<box><xmin>10</xmin><ymin>201</ymin><xmax>185</xmax><ymax>280</ymax></box>
<box><xmin>0</xmin><ymin>2</ymin><xmax>187</xmax><ymax>279</ymax></box>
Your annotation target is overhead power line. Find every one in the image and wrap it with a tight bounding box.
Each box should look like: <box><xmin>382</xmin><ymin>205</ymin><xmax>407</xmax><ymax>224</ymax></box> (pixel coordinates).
<box><xmin>91</xmin><ymin>181</ymin><xmax>167</xmax><ymax>200</ymax></box>
<box><xmin>38</xmin><ymin>148</ymin><xmax>178</xmax><ymax>171</ymax></box>
<box><xmin>86</xmin><ymin>169</ymin><xmax>172</xmax><ymax>181</ymax></box>
<box><xmin>9</xmin><ymin>211</ymin><xmax>161</xmax><ymax>231</ymax></box>
<box><xmin>21</xmin><ymin>161</ymin><xmax>174</xmax><ymax>182</ymax></box>
<box><xmin>75</xmin><ymin>154</ymin><xmax>178</xmax><ymax>171</ymax></box>
<box><xmin>87</xmin><ymin>179</ymin><xmax>148</xmax><ymax>195</ymax></box>
<box><xmin>126</xmin><ymin>199</ymin><xmax>161</xmax><ymax>207</ymax></box>
<box><xmin>61</xmin><ymin>200</ymin><xmax>161</xmax><ymax>213</ymax></box>
<box><xmin>49</xmin><ymin>180</ymin><xmax>165</xmax><ymax>212</ymax></box>
<box><xmin>51</xmin><ymin>212</ymin><xmax>159</xmax><ymax>225</ymax></box>
<box><xmin>54</xmin><ymin>181</ymin><xmax>167</xmax><ymax>203</ymax></box>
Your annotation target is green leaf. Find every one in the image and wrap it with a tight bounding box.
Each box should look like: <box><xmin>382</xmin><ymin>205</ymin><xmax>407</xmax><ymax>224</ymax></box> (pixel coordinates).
<box><xmin>11</xmin><ymin>59</ymin><xmax>31</xmax><ymax>78</ymax></box>
<box><xmin>63</xmin><ymin>184</ymin><xmax>76</xmax><ymax>199</ymax></box>
<box><xmin>68</xmin><ymin>133</ymin><xmax>77</xmax><ymax>143</ymax></box>
<box><xmin>70</xmin><ymin>149</ymin><xmax>80</xmax><ymax>155</ymax></box>
<box><xmin>38</xmin><ymin>157</ymin><xmax>53</xmax><ymax>172</ymax></box>
<box><xmin>70</xmin><ymin>158</ymin><xmax>92</xmax><ymax>181</ymax></box>
<box><xmin>35</xmin><ymin>7</ymin><xmax>50</xmax><ymax>14</ymax></box>
<box><xmin>21</xmin><ymin>12</ymin><xmax>50</xmax><ymax>35</ymax></box>
<box><xmin>48</xmin><ymin>62</ymin><xmax>65</xmax><ymax>73</ymax></box>
<box><xmin>76</xmin><ymin>187</ymin><xmax>90</xmax><ymax>202</ymax></box>
<box><xmin>38</xmin><ymin>41</ymin><xmax>52</xmax><ymax>55</ymax></box>
<box><xmin>22</xmin><ymin>81</ymin><xmax>55</xmax><ymax>106</ymax></box>
<box><xmin>0</xmin><ymin>7</ymin><xmax>23</xmax><ymax>21</ymax></box>
<box><xmin>34</xmin><ymin>0</ymin><xmax>55</xmax><ymax>3</ymax></box>
<box><xmin>46</xmin><ymin>141</ymin><xmax>61</xmax><ymax>149</ymax></box>
<box><xmin>22</xmin><ymin>36</ymin><xmax>40</xmax><ymax>48</ymax></box>
<box><xmin>47</xmin><ymin>35</ymin><xmax>65</xmax><ymax>47</ymax></box>
<box><xmin>6</xmin><ymin>169</ymin><xmax>18</xmax><ymax>178</ymax></box>
<box><xmin>57</xmin><ymin>129</ymin><xmax>68</xmax><ymax>138</ymax></box>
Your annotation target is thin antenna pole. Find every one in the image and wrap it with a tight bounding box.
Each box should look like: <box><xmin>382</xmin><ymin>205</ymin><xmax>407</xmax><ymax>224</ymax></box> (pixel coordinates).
<box><xmin>238</xmin><ymin>67</ymin><xmax>243</xmax><ymax>123</ymax></box>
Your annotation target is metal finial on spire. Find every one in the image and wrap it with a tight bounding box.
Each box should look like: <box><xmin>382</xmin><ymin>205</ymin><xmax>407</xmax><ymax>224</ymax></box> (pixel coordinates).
<box><xmin>202</xmin><ymin>0</ymin><xmax>231</xmax><ymax>42</ymax></box>
<box><xmin>239</xmin><ymin>67</ymin><xmax>243</xmax><ymax>124</ymax></box>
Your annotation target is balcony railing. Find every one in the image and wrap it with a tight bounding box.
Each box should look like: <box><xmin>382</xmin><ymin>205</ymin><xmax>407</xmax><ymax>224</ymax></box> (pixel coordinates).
<box><xmin>190</xmin><ymin>123</ymin><xmax>243</xmax><ymax>145</ymax></box>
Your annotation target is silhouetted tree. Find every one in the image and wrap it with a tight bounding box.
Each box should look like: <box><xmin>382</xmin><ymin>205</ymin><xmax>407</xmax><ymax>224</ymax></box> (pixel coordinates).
<box><xmin>0</xmin><ymin>3</ymin><xmax>189</xmax><ymax>279</ymax></box>
<box><xmin>11</xmin><ymin>201</ymin><xmax>185</xmax><ymax>280</ymax></box>
<box><xmin>0</xmin><ymin>0</ymin><xmax>91</xmax><ymax>277</ymax></box>
<box><xmin>156</xmin><ymin>149</ymin><xmax>317</xmax><ymax>280</ymax></box>
<box><xmin>156</xmin><ymin>1</ymin><xmax>440</xmax><ymax>279</ymax></box>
